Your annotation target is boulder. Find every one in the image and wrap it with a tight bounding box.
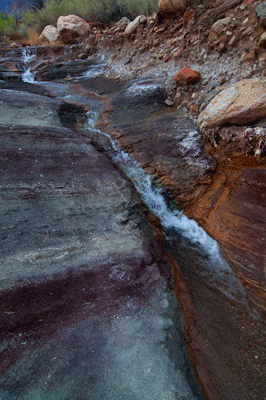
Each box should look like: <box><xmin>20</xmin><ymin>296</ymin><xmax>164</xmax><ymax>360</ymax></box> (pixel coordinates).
<box><xmin>39</xmin><ymin>25</ymin><xmax>60</xmax><ymax>44</ymax></box>
<box><xmin>124</xmin><ymin>15</ymin><xmax>146</xmax><ymax>37</ymax></box>
<box><xmin>256</xmin><ymin>1</ymin><xmax>266</xmax><ymax>26</ymax></box>
<box><xmin>57</xmin><ymin>15</ymin><xmax>91</xmax><ymax>44</ymax></box>
<box><xmin>158</xmin><ymin>0</ymin><xmax>186</xmax><ymax>14</ymax></box>
<box><xmin>174</xmin><ymin>67</ymin><xmax>201</xmax><ymax>86</ymax></box>
<box><xmin>198</xmin><ymin>77</ymin><xmax>266</xmax><ymax>130</ymax></box>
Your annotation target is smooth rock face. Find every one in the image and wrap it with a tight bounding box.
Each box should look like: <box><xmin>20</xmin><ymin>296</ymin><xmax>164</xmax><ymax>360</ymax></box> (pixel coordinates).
<box><xmin>39</xmin><ymin>25</ymin><xmax>60</xmax><ymax>44</ymax></box>
<box><xmin>80</xmin><ymin>76</ymin><xmax>214</xmax><ymax>208</ymax></box>
<box><xmin>198</xmin><ymin>77</ymin><xmax>266</xmax><ymax>130</ymax></box>
<box><xmin>0</xmin><ymin>124</ymin><xmax>163</xmax><ymax>293</ymax></box>
<box><xmin>158</xmin><ymin>0</ymin><xmax>186</xmax><ymax>13</ymax></box>
<box><xmin>0</xmin><ymin>77</ymin><xmax>203</xmax><ymax>400</ymax></box>
<box><xmin>0</xmin><ymin>89</ymin><xmax>84</xmax><ymax>128</ymax></box>
<box><xmin>34</xmin><ymin>59</ymin><xmax>99</xmax><ymax>81</ymax></box>
<box><xmin>57</xmin><ymin>15</ymin><xmax>91</xmax><ymax>44</ymax></box>
<box><xmin>185</xmin><ymin>165</ymin><xmax>266</xmax><ymax>310</ymax></box>
<box><xmin>174</xmin><ymin>67</ymin><xmax>201</xmax><ymax>86</ymax></box>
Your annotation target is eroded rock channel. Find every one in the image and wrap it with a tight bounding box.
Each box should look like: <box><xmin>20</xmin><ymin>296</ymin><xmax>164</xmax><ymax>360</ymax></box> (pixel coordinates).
<box><xmin>0</xmin><ymin>47</ymin><xmax>266</xmax><ymax>400</ymax></box>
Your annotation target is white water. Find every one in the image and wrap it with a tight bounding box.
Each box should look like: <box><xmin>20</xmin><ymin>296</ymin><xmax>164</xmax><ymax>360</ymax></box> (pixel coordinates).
<box><xmin>21</xmin><ymin>48</ymin><xmax>36</xmax><ymax>83</ymax></box>
<box><xmin>85</xmin><ymin>111</ymin><xmax>248</xmax><ymax>304</ymax></box>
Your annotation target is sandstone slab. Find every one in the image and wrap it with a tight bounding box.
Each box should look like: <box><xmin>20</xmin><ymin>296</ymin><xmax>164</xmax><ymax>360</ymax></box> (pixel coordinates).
<box><xmin>185</xmin><ymin>165</ymin><xmax>266</xmax><ymax>311</ymax></box>
<box><xmin>198</xmin><ymin>77</ymin><xmax>266</xmax><ymax>130</ymax></box>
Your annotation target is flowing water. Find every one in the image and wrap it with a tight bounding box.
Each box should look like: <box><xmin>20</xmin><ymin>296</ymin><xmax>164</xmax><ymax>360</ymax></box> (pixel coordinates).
<box><xmin>21</xmin><ymin>48</ymin><xmax>36</xmax><ymax>83</ymax></box>
<box><xmin>1</xmin><ymin>49</ymin><xmax>251</xmax><ymax>400</ymax></box>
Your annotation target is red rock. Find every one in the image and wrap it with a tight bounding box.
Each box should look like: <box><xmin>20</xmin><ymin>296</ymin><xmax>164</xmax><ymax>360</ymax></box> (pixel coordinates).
<box><xmin>185</xmin><ymin>166</ymin><xmax>266</xmax><ymax>311</ymax></box>
<box><xmin>243</xmin><ymin>0</ymin><xmax>256</xmax><ymax>4</ymax></box>
<box><xmin>174</xmin><ymin>67</ymin><xmax>201</xmax><ymax>86</ymax></box>
<box><xmin>183</xmin><ymin>10</ymin><xmax>194</xmax><ymax>26</ymax></box>
<box><xmin>190</xmin><ymin>103</ymin><xmax>199</xmax><ymax>114</ymax></box>
<box><xmin>163</xmin><ymin>55</ymin><xmax>171</xmax><ymax>62</ymax></box>
<box><xmin>158</xmin><ymin>0</ymin><xmax>186</xmax><ymax>14</ymax></box>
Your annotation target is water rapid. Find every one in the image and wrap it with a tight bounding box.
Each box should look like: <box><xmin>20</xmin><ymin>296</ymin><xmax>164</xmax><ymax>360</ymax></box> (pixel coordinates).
<box><xmin>21</xmin><ymin>47</ymin><xmax>36</xmax><ymax>83</ymax></box>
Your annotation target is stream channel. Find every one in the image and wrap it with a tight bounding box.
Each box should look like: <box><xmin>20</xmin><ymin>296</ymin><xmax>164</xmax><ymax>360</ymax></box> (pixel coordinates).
<box><xmin>0</xmin><ymin>48</ymin><xmax>255</xmax><ymax>400</ymax></box>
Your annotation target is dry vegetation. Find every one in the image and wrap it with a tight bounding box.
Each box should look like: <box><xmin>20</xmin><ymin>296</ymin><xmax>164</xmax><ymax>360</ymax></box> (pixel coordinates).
<box><xmin>0</xmin><ymin>0</ymin><xmax>159</xmax><ymax>41</ymax></box>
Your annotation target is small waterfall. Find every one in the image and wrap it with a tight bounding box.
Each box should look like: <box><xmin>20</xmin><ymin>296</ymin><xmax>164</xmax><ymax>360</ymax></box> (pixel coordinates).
<box><xmin>21</xmin><ymin>48</ymin><xmax>36</xmax><ymax>83</ymax></box>
<box><xmin>84</xmin><ymin>110</ymin><xmax>248</xmax><ymax>305</ymax></box>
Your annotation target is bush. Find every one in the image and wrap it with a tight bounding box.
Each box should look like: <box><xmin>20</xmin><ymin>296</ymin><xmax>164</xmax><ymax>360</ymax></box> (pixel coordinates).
<box><xmin>0</xmin><ymin>0</ymin><xmax>159</xmax><ymax>41</ymax></box>
<box><xmin>23</xmin><ymin>0</ymin><xmax>159</xmax><ymax>34</ymax></box>
<box><xmin>0</xmin><ymin>13</ymin><xmax>16</xmax><ymax>36</ymax></box>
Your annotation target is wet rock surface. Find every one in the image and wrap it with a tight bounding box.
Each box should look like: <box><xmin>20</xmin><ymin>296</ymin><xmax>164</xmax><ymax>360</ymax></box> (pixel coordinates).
<box><xmin>0</xmin><ymin>88</ymin><xmax>85</xmax><ymax>128</ymax></box>
<box><xmin>0</xmin><ymin>67</ymin><xmax>204</xmax><ymax>399</ymax></box>
<box><xmin>1</xmin><ymin>2</ymin><xmax>266</xmax><ymax>394</ymax></box>
<box><xmin>79</xmin><ymin>75</ymin><xmax>214</xmax><ymax>208</ymax></box>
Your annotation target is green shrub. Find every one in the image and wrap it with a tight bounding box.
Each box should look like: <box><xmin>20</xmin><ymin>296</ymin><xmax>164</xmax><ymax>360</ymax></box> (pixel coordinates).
<box><xmin>0</xmin><ymin>13</ymin><xmax>16</xmax><ymax>36</ymax></box>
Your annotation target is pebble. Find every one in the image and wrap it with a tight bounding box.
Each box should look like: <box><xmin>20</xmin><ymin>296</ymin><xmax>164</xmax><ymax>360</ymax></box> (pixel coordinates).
<box><xmin>165</xmin><ymin>99</ymin><xmax>174</xmax><ymax>106</ymax></box>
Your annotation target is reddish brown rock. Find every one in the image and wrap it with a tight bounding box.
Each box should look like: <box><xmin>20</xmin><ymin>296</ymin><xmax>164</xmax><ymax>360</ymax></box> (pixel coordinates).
<box><xmin>174</xmin><ymin>67</ymin><xmax>201</xmax><ymax>86</ymax></box>
<box><xmin>158</xmin><ymin>0</ymin><xmax>186</xmax><ymax>14</ymax></box>
<box><xmin>183</xmin><ymin>9</ymin><xmax>194</xmax><ymax>26</ymax></box>
<box><xmin>163</xmin><ymin>55</ymin><xmax>171</xmax><ymax>62</ymax></box>
<box><xmin>185</xmin><ymin>164</ymin><xmax>266</xmax><ymax>310</ymax></box>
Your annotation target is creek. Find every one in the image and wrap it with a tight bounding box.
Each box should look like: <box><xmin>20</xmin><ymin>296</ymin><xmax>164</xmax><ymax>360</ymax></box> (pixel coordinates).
<box><xmin>0</xmin><ymin>48</ymin><xmax>256</xmax><ymax>400</ymax></box>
